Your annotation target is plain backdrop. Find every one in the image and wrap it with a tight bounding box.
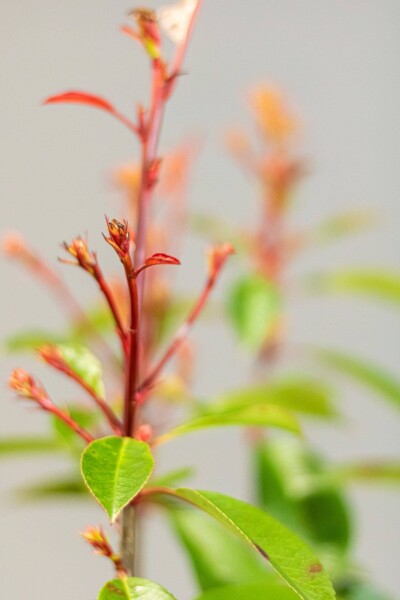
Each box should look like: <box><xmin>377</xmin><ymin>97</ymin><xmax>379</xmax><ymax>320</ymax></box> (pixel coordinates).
<box><xmin>1</xmin><ymin>1</ymin><xmax>400</xmax><ymax>599</ymax></box>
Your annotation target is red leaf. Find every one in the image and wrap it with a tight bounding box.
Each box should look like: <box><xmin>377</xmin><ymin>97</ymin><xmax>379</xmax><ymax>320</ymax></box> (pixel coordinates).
<box><xmin>145</xmin><ymin>253</ymin><xmax>181</xmax><ymax>267</ymax></box>
<box><xmin>43</xmin><ymin>91</ymin><xmax>116</xmax><ymax>114</ymax></box>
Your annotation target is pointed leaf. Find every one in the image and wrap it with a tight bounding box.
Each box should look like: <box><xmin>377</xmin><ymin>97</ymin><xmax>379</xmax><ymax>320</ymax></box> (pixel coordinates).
<box><xmin>156</xmin><ymin>404</ymin><xmax>300</xmax><ymax>445</ymax></box>
<box><xmin>98</xmin><ymin>577</ymin><xmax>177</xmax><ymax>600</ymax></box>
<box><xmin>145</xmin><ymin>253</ymin><xmax>181</xmax><ymax>267</ymax></box>
<box><xmin>57</xmin><ymin>342</ymin><xmax>106</xmax><ymax>397</ymax></box>
<box><xmin>211</xmin><ymin>377</ymin><xmax>337</xmax><ymax>419</ymax></box>
<box><xmin>44</xmin><ymin>91</ymin><xmax>116</xmax><ymax>113</ymax></box>
<box><xmin>195</xmin><ymin>582</ymin><xmax>299</xmax><ymax>600</ymax></box>
<box><xmin>307</xmin><ymin>269</ymin><xmax>400</xmax><ymax>307</ymax></box>
<box><xmin>227</xmin><ymin>275</ymin><xmax>282</xmax><ymax>349</ymax></box>
<box><xmin>167</xmin><ymin>488</ymin><xmax>336</xmax><ymax>600</ymax></box>
<box><xmin>170</xmin><ymin>509</ymin><xmax>271</xmax><ymax>590</ymax></box>
<box><xmin>81</xmin><ymin>437</ymin><xmax>154</xmax><ymax>521</ymax></box>
<box><xmin>314</xmin><ymin>348</ymin><xmax>400</xmax><ymax>410</ymax></box>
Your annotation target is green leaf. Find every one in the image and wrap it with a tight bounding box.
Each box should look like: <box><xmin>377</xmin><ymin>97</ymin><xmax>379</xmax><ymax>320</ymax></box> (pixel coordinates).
<box><xmin>81</xmin><ymin>436</ymin><xmax>154</xmax><ymax>521</ymax></box>
<box><xmin>314</xmin><ymin>348</ymin><xmax>400</xmax><ymax>411</ymax></box>
<box><xmin>4</xmin><ymin>330</ymin><xmax>65</xmax><ymax>352</ymax></box>
<box><xmin>194</xmin><ymin>581</ymin><xmax>299</xmax><ymax>600</ymax></box>
<box><xmin>0</xmin><ymin>436</ymin><xmax>63</xmax><ymax>458</ymax></box>
<box><xmin>168</xmin><ymin>488</ymin><xmax>336</xmax><ymax>600</ymax></box>
<box><xmin>210</xmin><ymin>377</ymin><xmax>337</xmax><ymax>419</ymax></box>
<box><xmin>171</xmin><ymin>510</ymin><xmax>269</xmax><ymax>590</ymax></box>
<box><xmin>98</xmin><ymin>577</ymin><xmax>177</xmax><ymax>600</ymax></box>
<box><xmin>156</xmin><ymin>404</ymin><xmax>300</xmax><ymax>445</ymax></box>
<box><xmin>227</xmin><ymin>275</ymin><xmax>282</xmax><ymax>349</ymax></box>
<box><xmin>254</xmin><ymin>439</ymin><xmax>352</xmax><ymax>573</ymax></box>
<box><xmin>18</xmin><ymin>475</ymin><xmax>87</xmax><ymax>501</ymax></box>
<box><xmin>57</xmin><ymin>342</ymin><xmax>106</xmax><ymax>397</ymax></box>
<box><xmin>307</xmin><ymin>269</ymin><xmax>400</xmax><ymax>307</ymax></box>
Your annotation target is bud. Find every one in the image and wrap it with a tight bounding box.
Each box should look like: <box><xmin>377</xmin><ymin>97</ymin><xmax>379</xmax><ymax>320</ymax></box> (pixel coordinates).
<box><xmin>38</xmin><ymin>344</ymin><xmax>65</xmax><ymax>370</ymax></box>
<box><xmin>8</xmin><ymin>368</ymin><xmax>36</xmax><ymax>398</ymax></box>
<box><xmin>136</xmin><ymin>423</ymin><xmax>153</xmax><ymax>442</ymax></box>
<box><xmin>130</xmin><ymin>8</ymin><xmax>161</xmax><ymax>59</ymax></box>
<box><xmin>2</xmin><ymin>232</ymin><xmax>29</xmax><ymax>257</ymax></box>
<box><xmin>61</xmin><ymin>237</ymin><xmax>97</xmax><ymax>274</ymax></box>
<box><xmin>82</xmin><ymin>526</ymin><xmax>113</xmax><ymax>558</ymax></box>
<box><xmin>104</xmin><ymin>217</ymin><xmax>132</xmax><ymax>259</ymax></box>
<box><xmin>207</xmin><ymin>243</ymin><xmax>235</xmax><ymax>276</ymax></box>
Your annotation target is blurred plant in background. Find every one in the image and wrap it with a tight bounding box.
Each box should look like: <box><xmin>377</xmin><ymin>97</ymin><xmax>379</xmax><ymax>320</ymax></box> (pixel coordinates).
<box><xmin>1</xmin><ymin>4</ymin><xmax>399</xmax><ymax>600</ymax></box>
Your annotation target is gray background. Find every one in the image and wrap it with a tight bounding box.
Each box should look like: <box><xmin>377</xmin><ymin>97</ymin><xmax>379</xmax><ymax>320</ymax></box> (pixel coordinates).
<box><xmin>1</xmin><ymin>1</ymin><xmax>400</xmax><ymax>598</ymax></box>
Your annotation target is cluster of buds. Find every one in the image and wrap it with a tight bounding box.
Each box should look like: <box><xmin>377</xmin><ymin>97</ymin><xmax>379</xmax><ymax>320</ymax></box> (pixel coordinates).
<box><xmin>8</xmin><ymin>369</ymin><xmax>53</xmax><ymax>412</ymax></box>
<box><xmin>9</xmin><ymin>368</ymin><xmax>41</xmax><ymax>399</ymax></box>
<box><xmin>61</xmin><ymin>237</ymin><xmax>97</xmax><ymax>275</ymax></box>
<box><xmin>82</xmin><ymin>526</ymin><xmax>126</xmax><ymax>576</ymax></box>
<box><xmin>127</xmin><ymin>8</ymin><xmax>162</xmax><ymax>60</ymax></box>
<box><xmin>104</xmin><ymin>218</ymin><xmax>132</xmax><ymax>260</ymax></box>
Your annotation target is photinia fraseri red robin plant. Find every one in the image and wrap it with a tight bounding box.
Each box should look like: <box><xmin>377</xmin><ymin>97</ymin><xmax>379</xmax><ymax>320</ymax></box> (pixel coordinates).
<box><xmin>2</xmin><ymin>4</ymin><xmax>338</xmax><ymax>600</ymax></box>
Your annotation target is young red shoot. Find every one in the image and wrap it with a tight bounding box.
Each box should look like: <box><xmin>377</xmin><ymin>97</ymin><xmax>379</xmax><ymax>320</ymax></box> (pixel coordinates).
<box><xmin>38</xmin><ymin>345</ymin><xmax>122</xmax><ymax>435</ymax></box>
<box><xmin>8</xmin><ymin>369</ymin><xmax>94</xmax><ymax>444</ymax></box>
<box><xmin>82</xmin><ymin>526</ymin><xmax>127</xmax><ymax>577</ymax></box>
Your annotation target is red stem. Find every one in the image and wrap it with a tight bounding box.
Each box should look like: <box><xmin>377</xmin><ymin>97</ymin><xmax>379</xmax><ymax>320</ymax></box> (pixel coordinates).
<box><xmin>123</xmin><ymin>261</ymin><xmax>140</xmax><ymax>437</ymax></box>
<box><xmin>32</xmin><ymin>388</ymin><xmax>94</xmax><ymax>444</ymax></box>
<box><xmin>92</xmin><ymin>263</ymin><xmax>128</xmax><ymax>355</ymax></box>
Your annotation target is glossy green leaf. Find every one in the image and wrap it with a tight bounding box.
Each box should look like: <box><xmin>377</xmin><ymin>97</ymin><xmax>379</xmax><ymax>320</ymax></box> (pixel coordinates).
<box><xmin>227</xmin><ymin>275</ymin><xmax>282</xmax><ymax>349</ymax></box>
<box><xmin>58</xmin><ymin>342</ymin><xmax>106</xmax><ymax>397</ymax></box>
<box><xmin>98</xmin><ymin>577</ymin><xmax>177</xmax><ymax>600</ymax></box>
<box><xmin>81</xmin><ymin>436</ymin><xmax>154</xmax><ymax>521</ymax></box>
<box><xmin>210</xmin><ymin>377</ymin><xmax>337</xmax><ymax>419</ymax></box>
<box><xmin>168</xmin><ymin>488</ymin><xmax>336</xmax><ymax>600</ymax></box>
<box><xmin>194</xmin><ymin>581</ymin><xmax>299</xmax><ymax>600</ymax></box>
<box><xmin>171</xmin><ymin>510</ymin><xmax>269</xmax><ymax>590</ymax></box>
<box><xmin>156</xmin><ymin>404</ymin><xmax>300</xmax><ymax>445</ymax></box>
<box><xmin>254</xmin><ymin>439</ymin><xmax>352</xmax><ymax>573</ymax></box>
<box><xmin>315</xmin><ymin>348</ymin><xmax>400</xmax><ymax>410</ymax></box>
<box><xmin>307</xmin><ymin>269</ymin><xmax>400</xmax><ymax>306</ymax></box>
<box><xmin>4</xmin><ymin>330</ymin><xmax>65</xmax><ymax>352</ymax></box>
<box><xmin>0</xmin><ymin>436</ymin><xmax>63</xmax><ymax>457</ymax></box>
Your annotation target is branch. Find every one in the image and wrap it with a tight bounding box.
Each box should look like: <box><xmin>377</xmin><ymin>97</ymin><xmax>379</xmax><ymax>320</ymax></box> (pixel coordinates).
<box><xmin>139</xmin><ymin>245</ymin><xmax>234</xmax><ymax>393</ymax></box>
